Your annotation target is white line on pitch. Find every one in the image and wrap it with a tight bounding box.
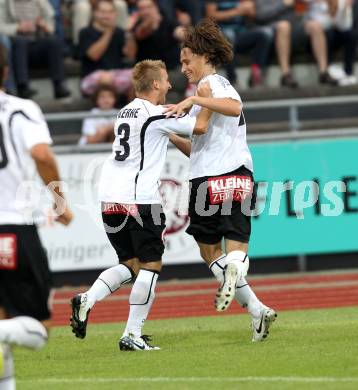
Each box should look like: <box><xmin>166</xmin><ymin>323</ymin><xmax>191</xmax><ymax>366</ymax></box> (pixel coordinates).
<box><xmin>17</xmin><ymin>376</ymin><xmax>358</xmax><ymax>383</ymax></box>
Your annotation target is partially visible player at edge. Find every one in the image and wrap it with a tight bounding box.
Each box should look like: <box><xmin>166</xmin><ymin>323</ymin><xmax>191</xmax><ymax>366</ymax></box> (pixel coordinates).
<box><xmin>70</xmin><ymin>60</ymin><xmax>212</xmax><ymax>351</ymax></box>
<box><xmin>165</xmin><ymin>19</ymin><xmax>277</xmax><ymax>342</ymax></box>
<box><xmin>0</xmin><ymin>44</ymin><xmax>73</xmax><ymax>389</ymax></box>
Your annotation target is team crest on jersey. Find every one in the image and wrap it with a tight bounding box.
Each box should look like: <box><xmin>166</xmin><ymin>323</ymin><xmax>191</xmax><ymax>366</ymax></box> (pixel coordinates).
<box><xmin>0</xmin><ymin>234</ymin><xmax>17</xmax><ymax>270</ymax></box>
<box><xmin>208</xmin><ymin>175</ymin><xmax>253</xmax><ymax>204</ymax></box>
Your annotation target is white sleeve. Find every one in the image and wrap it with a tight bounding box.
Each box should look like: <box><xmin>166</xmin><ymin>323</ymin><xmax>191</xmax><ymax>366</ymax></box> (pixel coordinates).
<box><xmin>207</xmin><ymin>77</ymin><xmax>242</xmax><ymax>102</ymax></box>
<box><xmin>14</xmin><ymin>101</ymin><xmax>52</xmax><ymax>150</ymax></box>
<box><xmin>155</xmin><ymin>115</ymin><xmax>196</xmax><ymax>137</ymax></box>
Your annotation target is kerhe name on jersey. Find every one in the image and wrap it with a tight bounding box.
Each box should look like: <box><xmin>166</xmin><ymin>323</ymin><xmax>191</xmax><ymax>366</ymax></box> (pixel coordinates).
<box><xmin>98</xmin><ymin>98</ymin><xmax>196</xmax><ymax>204</ymax></box>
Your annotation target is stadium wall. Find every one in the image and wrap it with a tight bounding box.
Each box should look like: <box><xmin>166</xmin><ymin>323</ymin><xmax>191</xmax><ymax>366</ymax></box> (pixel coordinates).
<box><xmin>33</xmin><ymin>135</ymin><xmax>358</xmax><ymax>285</ymax></box>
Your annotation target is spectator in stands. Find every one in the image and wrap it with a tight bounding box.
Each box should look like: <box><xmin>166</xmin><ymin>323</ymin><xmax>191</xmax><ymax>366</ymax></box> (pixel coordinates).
<box><xmin>72</xmin><ymin>0</ymin><xmax>129</xmax><ymax>45</ymax></box>
<box><xmin>79</xmin><ymin>84</ymin><xmax>117</xmax><ymax>145</ymax></box>
<box><xmin>0</xmin><ymin>34</ymin><xmax>15</xmax><ymax>93</ymax></box>
<box><xmin>79</xmin><ymin>0</ymin><xmax>134</xmax><ymax>98</ymax></box>
<box><xmin>309</xmin><ymin>0</ymin><xmax>357</xmax><ymax>86</ymax></box>
<box><xmin>132</xmin><ymin>0</ymin><xmax>185</xmax><ymax>70</ymax></box>
<box><xmin>157</xmin><ymin>0</ymin><xmax>203</xmax><ymax>25</ymax></box>
<box><xmin>0</xmin><ymin>0</ymin><xmax>71</xmax><ymax>99</ymax></box>
<box><xmin>255</xmin><ymin>0</ymin><xmax>299</xmax><ymax>87</ymax></box>
<box><xmin>205</xmin><ymin>0</ymin><xmax>272</xmax><ymax>87</ymax></box>
<box><xmin>255</xmin><ymin>0</ymin><xmax>338</xmax><ymax>86</ymax></box>
<box><xmin>49</xmin><ymin>0</ymin><xmax>64</xmax><ymax>39</ymax></box>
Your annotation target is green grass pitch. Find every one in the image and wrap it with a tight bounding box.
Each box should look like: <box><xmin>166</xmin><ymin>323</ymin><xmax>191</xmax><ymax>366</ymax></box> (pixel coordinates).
<box><xmin>14</xmin><ymin>307</ymin><xmax>358</xmax><ymax>390</ymax></box>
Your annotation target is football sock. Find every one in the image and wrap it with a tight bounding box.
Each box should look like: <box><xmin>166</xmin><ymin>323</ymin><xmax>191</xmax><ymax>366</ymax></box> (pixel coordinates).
<box><xmin>124</xmin><ymin>269</ymin><xmax>159</xmax><ymax>338</ymax></box>
<box><xmin>85</xmin><ymin>264</ymin><xmax>134</xmax><ymax>308</ymax></box>
<box><xmin>0</xmin><ymin>343</ymin><xmax>15</xmax><ymax>390</ymax></box>
<box><xmin>236</xmin><ymin>278</ymin><xmax>263</xmax><ymax>318</ymax></box>
<box><xmin>0</xmin><ymin>317</ymin><xmax>48</xmax><ymax>349</ymax></box>
<box><xmin>226</xmin><ymin>250</ymin><xmax>249</xmax><ymax>278</ymax></box>
<box><xmin>208</xmin><ymin>254</ymin><xmax>226</xmax><ymax>284</ymax></box>
<box><xmin>209</xmin><ymin>254</ymin><xmax>263</xmax><ymax>317</ymax></box>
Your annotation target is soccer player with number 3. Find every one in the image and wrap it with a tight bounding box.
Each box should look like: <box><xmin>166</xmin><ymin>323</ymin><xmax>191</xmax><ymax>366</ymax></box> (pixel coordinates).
<box><xmin>70</xmin><ymin>59</ymin><xmax>212</xmax><ymax>351</ymax></box>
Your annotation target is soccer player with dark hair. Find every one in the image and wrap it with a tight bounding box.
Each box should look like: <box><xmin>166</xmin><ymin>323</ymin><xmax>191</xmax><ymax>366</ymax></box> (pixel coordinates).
<box><xmin>166</xmin><ymin>19</ymin><xmax>277</xmax><ymax>342</ymax></box>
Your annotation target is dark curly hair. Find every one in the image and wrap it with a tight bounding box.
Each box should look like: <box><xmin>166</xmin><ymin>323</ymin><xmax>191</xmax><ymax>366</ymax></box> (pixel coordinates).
<box><xmin>181</xmin><ymin>18</ymin><xmax>233</xmax><ymax>67</ymax></box>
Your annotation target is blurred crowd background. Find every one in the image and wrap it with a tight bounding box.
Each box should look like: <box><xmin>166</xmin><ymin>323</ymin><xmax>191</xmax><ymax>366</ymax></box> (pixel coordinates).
<box><xmin>1</xmin><ymin>0</ymin><xmax>358</xmax><ymax>143</ymax></box>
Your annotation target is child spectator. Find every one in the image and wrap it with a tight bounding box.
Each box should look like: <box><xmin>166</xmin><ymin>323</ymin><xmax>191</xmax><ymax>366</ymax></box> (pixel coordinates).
<box><xmin>79</xmin><ymin>85</ymin><xmax>117</xmax><ymax>145</ymax></box>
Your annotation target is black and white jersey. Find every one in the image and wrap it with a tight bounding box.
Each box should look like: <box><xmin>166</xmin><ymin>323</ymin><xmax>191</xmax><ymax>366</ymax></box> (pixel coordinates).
<box><xmin>0</xmin><ymin>91</ymin><xmax>52</xmax><ymax>224</ymax></box>
<box><xmin>99</xmin><ymin>98</ymin><xmax>196</xmax><ymax>204</ymax></box>
<box><xmin>189</xmin><ymin>74</ymin><xmax>253</xmax><ymax>179</ymax></box>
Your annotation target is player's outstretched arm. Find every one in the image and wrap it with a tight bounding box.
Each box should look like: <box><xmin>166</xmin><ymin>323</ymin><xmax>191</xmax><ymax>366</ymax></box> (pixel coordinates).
<box><xmin>165</xmin><ymin>96</ymin><xmax>241</xmax><ymax>118</ymax></box>
<box><xmin>169</xmin><ymin>134</ymin><xmax>192</xmax><ymax>157</ymax></box>
<box><xmin>31</xmin><ymin>143</ymin><xmax>73</xmax><ymax>226</ymax></box>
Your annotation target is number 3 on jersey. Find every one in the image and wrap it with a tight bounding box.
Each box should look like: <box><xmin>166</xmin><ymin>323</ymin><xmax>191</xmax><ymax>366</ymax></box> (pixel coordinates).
<box><xmin>115</xmin><ymin>123</ymin><xmax>130</xmax><ymax>162</ymax></box>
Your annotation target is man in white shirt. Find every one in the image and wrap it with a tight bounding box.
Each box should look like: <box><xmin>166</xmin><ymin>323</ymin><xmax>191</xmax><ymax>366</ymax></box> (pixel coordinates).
<box><xmin>70</xmin><ymin>59</ymin><xmax>211</xmax><ymax>351</ymax></box>
<box><xmin>0</xmin><ymin>44</ymin><xmax>72</xmax><ymax>389</ymax></box>
<box><xmin>166</xmin><ymin>19</ymin><xmax>277</xmax><ymax>342</ymax></box>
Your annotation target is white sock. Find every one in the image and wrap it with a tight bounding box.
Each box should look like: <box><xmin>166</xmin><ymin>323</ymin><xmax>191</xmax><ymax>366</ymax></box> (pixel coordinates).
<box><xmin>236</xmin><ymin>278</ymin><xmax>263</xmax><ymax>318</ymax></box>
<box><xmin>124</xmin><ymin>269</ymin><xmax>159</xmax><ymax>338</ymax></box>
<box><xmin>208</xmin><ymin>254</ymin><xmax>263</xmax><ymax>317</ymax></box>
<box><xmin>86</xmin><ymin>264</ymin><xmax>133</xmax><ymax>308</ymax></box>
<box><xmin>0</xmin><ymin>343</ymin><xmax>15</xmax><ymax>389</ymax></box>
<box><xmin>226</xmin><ymin>250</ymin><xmax>249</xmax><ymax>278</ymax></box>
<box><xmin>208</xmin><ymin>254</ymin><xmax>226</xmax><ymax>284</ymax></box>
<box><xmin>0</xmin><ymin>317</ymin><xmax>48</xmax><ymax>350</ymax></box>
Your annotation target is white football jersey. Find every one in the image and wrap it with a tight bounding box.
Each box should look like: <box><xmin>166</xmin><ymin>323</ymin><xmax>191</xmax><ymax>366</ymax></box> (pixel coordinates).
<box><xmin>189</xmin><ymin>74</ymin><xmax>253</xmax><ymax>179</ymax></box>
<box><xmin>98</xmin><ymin>98</ymin><xmax>196</xmax><ymax>204</ymax></box>
<box><xmin>0</xmin><ymin>91</ymin><xmax>52</xmax><ymax>224</ymax></box>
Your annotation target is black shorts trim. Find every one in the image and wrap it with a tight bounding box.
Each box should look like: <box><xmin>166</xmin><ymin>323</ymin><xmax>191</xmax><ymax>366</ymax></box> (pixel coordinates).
<box><xmin>186</xmin><ymin>166</ymin><xmax>256</xmax><ymax>245</ymax></box>
<box><xmin>0</xmin><ymin>224</ymin><xmax>51</xmax><ymax>321</ymax></box>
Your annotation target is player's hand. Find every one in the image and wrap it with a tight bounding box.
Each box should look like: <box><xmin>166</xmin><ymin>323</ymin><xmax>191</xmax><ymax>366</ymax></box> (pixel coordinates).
<box><xmin>55</xmin><ymin>204</ymin><xmax>73</xmax><ymax>226</ymax></box>
<box><xmin>164</xmin><ymin>97</ymin><xmax>194</xmax><ymax>118</ymax></box>
<box><xmin>196</xmin><ymin>82</ymin><xmax>212</xmax><ymax>98</ymax></box>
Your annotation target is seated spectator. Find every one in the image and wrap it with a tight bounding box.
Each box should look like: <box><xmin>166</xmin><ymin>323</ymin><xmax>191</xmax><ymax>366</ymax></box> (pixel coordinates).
<box><xmin>79</xmin><ymin>0</ymin><xmax>134</xmax><ymax>98</ymax></box>
<box><xmin>157</xmin><ymin>0</ymin><xmax>203</xmax><ymax>25</ymax></box>
<box><xmin>255</xmin><ymin>0</ymin><xmax>299</xmax><ymax>87</ymax></box>
<box><xmin>0</xmin><ymin>0</ymin><xmax>71</xmax><ymax>99</ymax></box>
<box><xmin>0</xmin><ymin>35</ymin><xmax>15</xmax><ymax>93</ymax></box>
<box><xmin>132</xmin><ymin>0</ymin><xmax>185</xmax><ymax>70</ymax></box>
<box><xmin>311</xmin><ymin>0</ymin><xmax>357</xmax><ymax>86</ymax></box>
<box><xmin>72</xmin><ymin>0</ymin><xmax>128</xmax><ymax>45</ymax></box>
<box><xmin>255</xmin><ymin>0</ymin><xmax>338</xmax><ymax>86</ymax></box>
<box><xmin>79</xmin><ymin>84</ymin><xmax>117</xmax><ymax>145</ymax></box>
<box><xmin>206</xmin><ymin>0</ymin><xmax>273</xmax><ymax>87</ymax></box>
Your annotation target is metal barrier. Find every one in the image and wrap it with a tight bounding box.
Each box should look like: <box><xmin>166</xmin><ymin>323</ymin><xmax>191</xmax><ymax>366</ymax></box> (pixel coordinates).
<box><xmin>45</xmin><ymin>94</ymin><xmax>358</xmax><ymax>134</ymax></box>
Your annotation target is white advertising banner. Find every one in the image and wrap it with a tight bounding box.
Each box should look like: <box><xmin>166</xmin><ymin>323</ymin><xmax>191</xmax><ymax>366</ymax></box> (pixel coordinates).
<box><xmin>38</xmin><ymin>148</ymin><xmax>202</xmax><ymax>272</ymax></box>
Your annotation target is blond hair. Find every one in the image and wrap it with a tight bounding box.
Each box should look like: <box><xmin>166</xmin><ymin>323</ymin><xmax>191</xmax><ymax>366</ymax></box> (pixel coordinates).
<box><xmin>132</xmin><ymin>60</ymin><xmax>167</xmax><ymax>94</ymax></box>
